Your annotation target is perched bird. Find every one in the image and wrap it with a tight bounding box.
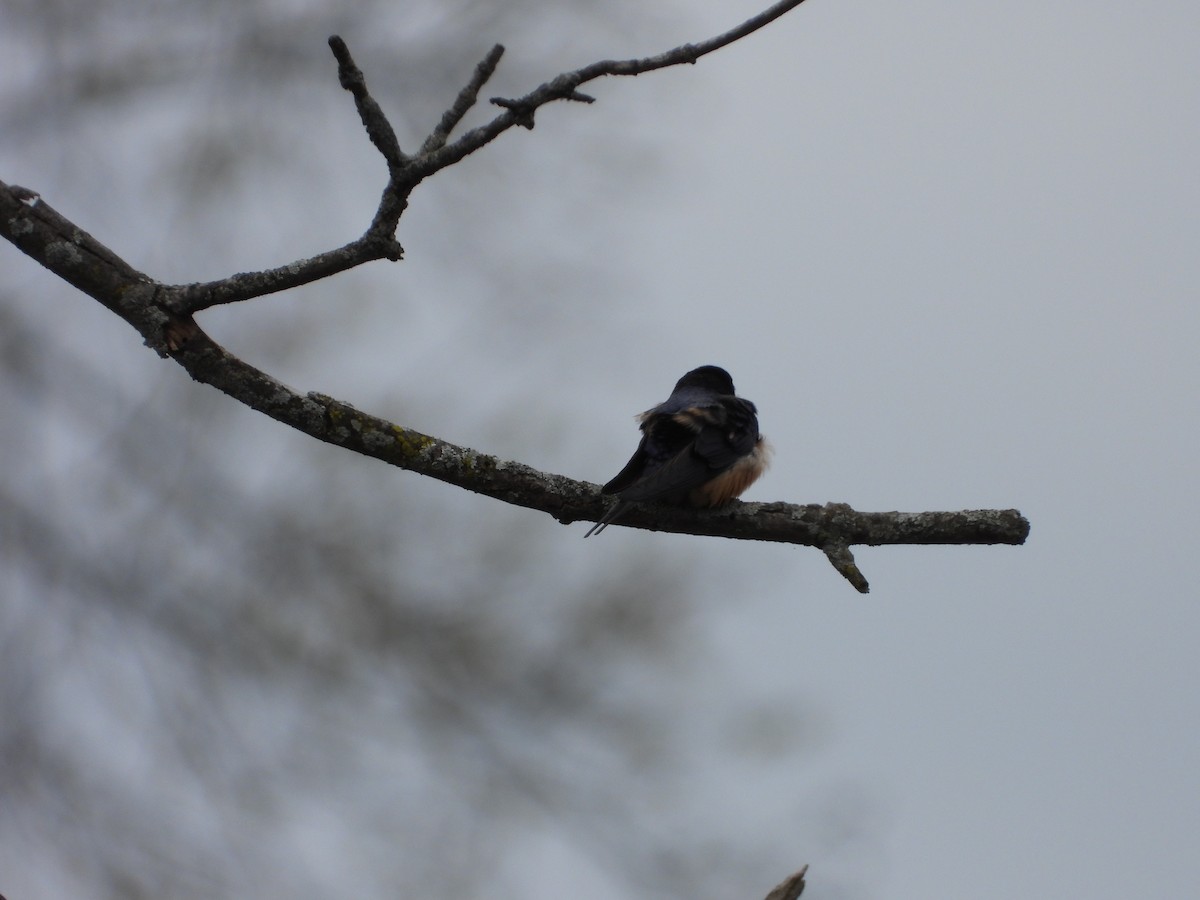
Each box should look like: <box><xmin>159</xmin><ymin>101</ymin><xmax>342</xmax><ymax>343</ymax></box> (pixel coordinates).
<box><xmin>584</xmin><ymin>365</ymin><xmax>770</xmax><ymax>537</ymax></box>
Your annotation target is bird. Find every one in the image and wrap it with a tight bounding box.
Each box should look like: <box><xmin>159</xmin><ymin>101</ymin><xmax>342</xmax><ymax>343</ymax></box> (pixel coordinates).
<box><xmin>584</xmin><ymin>365</ymin><xmax>770</xmax><ymax>537</ymax></box>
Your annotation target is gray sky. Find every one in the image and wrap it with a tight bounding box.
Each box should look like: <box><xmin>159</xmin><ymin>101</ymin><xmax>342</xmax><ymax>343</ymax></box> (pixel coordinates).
<box><xmin>3</xmin><ymin>1</ymin><xmax>1198</xmax><ymax>899</ymax></box>
<box><xmin>632</xmin><ymin>2</ymin><xmax>1200</xmax><ymax>897</ymax></box>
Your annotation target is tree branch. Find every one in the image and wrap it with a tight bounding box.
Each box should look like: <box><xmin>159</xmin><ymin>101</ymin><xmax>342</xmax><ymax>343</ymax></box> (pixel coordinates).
<box><xmin>419</xmin><ymin>0</ymin><xmax>814</xmax><ymax>175</ymax></box>
<box><xmin>328</xmin><ymin>35</ymin><xmax>409</xmax><ymax>170</ymax></box>
<box><xmin>155</xmin><ymin>0</ymin><xmax>813</xmax><ymax>315</ymax></box>
<box><xmin>0</xmin><ymin>0</ymin><xmax>1030</xmax><ymax>594</ymax></box>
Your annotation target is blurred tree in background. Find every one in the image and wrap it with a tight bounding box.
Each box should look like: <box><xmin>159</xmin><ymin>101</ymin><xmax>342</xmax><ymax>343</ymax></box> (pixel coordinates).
<box><xmin>0</xmin><ymin>1</ymin><xmax>835</xmax><ymax>898</ymax></box>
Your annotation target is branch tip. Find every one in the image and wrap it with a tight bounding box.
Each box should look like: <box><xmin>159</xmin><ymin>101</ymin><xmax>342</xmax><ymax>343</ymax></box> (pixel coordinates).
<box><xmin>327</xmin><ymin>35</ymin><xmax>407</xmax><ymax>167</ymax></box>
<box><xmin>420</xmin><ymin>44</ymin><xmax>509</xmax><ymax>155</ymax></box>
<box><xmin>327</xmin><ymin>35</ymin><xmax>359</xmax><ymax>89</ymax></box>
<box><xmin>764</xmin><ymin>864</ymin><xmax>809</xmax><ymax>900</ymax></box>
<box><xmin>821</xmin><ymin>541</ymin><xmax>869</xmax><ymax>593</ymax></box>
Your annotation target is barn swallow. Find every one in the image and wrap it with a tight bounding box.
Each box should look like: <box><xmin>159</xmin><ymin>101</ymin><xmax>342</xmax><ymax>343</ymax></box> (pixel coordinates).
<box><xmin>584</xmin><ymin>365</ymin><xmax>770</xmax><ymax>537</ymax></box>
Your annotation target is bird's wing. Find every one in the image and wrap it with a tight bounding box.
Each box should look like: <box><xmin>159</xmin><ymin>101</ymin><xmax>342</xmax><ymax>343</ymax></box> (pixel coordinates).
<box><xmin>689</xmin><ymin>400</ymin><xmax>759</xmax><ymax>469</ymax></box>
<box><xmin>608</xmin><ymin>444</ymin><xmax>715</xmax><ymax>503</ymax></box>
<box><xmin>586</xmin><ymin>445</ymin><xmax>705</xmax><ymax>537</ymax></box>
<box><xmin>617</xmin><ymin>398</ymin><xmax>760</xmax><ymax>503</ymax></box>
<box><xmin>587</xmin><ymin>397</ymin><xmax>760</xmax><ymax>537</ymax></box>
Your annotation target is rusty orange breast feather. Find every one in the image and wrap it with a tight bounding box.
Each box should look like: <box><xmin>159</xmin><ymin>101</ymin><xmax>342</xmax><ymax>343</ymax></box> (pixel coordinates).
<box><xmin>687</xmin><ymin>437</ymin><xmax>772</xmax><ymax>508</ymax></box>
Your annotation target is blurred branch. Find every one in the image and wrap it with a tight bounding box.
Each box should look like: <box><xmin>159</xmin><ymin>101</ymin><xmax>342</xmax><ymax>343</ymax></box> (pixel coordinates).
<box><xmin>0</xmin><ymin>0</ymin><xmax>1030</xmax><ymax>595</ymax></box>
<box><xmin>764</xmin><ymin>866</ymin><xmax>808</xmax><ymax>900</ymax></box>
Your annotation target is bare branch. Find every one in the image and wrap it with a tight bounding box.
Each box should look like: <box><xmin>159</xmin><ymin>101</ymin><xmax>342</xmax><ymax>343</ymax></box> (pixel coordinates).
<box><xmin>415</xmin><ymin>0</ymin><xmax>813</xmax><ymax>177</ymax></box>
<box><xmin>151</xmin><ymin>306</ymin><xmax>1031</xmax><ymax>598</ymax></box>
<box><xmin>0</xmin><ymin>0</ymin><xmax>1030</xmax><ymax>595</ymax></box>
<box><xmin>156</xmin><ymin>1</ymin><xmax>813</xmax><ymax>316</ymax></box>
<box><xmin>481</xmin><ymin>0</ymin><xmax>813</xmax><ymax>127</ymax></box>
<box><xmin>160</xmin><ymin>236</ymin><xmax>400</xmax><ymax>316</ymax></box>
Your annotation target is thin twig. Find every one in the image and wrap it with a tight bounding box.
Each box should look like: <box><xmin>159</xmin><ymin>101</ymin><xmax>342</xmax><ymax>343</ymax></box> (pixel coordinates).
<box><xmin>327</xmin><ymin>35</ymin><xmax>407</xmax><ymax>169</ymax></box>
<box><xmin>764</xmin><ymin>866</ymin><xmax>809</xmax><ymax>900</ymax></box>
<box><xmin>416</xmin><ymin>0</ymin><xmax>813</xmax><ymax>177</ymax></box>
<box><xmin>161</xmin><ymin>237</ymin><xmax>398</xmax><ymax>315</ymax></box>
<box><xmin>420</xmin><ymin>44</ymin><xmax>506</xmax><ymax>155</ymax></box>
<box><xmin>160</xmin><ymin>1</ymin><xmax>814</xmax><ymax>314</ymax></box>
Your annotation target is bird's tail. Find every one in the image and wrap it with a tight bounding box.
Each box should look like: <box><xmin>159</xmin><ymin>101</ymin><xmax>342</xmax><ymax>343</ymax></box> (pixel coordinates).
<box><xmin>583</xmin><ymin>500</ymin><xmax>629</xmax><ymax>538</ymax></box>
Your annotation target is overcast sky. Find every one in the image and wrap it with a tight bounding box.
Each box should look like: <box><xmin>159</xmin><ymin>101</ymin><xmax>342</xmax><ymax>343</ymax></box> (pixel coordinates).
<box><xmin>3</xmin><ymin>1</ymin><xmax>1198</xmax><ymax>899</ymax></box>
<box><xmin>640</xmin><ymin>2</ymin><xmax>1200</xmax><ymax>897</ymax></box>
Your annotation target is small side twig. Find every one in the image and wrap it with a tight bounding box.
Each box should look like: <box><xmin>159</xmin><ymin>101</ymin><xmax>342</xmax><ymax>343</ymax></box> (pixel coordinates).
<box><xmin>821</xmin><ymin>541</ymin><xmax>869</xmax><ymax>594</ymax></box>
<box><xmin>161</xmin><ymin>238</ymin><xmax>399</xmax><ymax>316</ymax></box>
<box><xmin>421</xmin><ymin>44</ymin><xmax>506</xmax><ymax>154</ymax></box>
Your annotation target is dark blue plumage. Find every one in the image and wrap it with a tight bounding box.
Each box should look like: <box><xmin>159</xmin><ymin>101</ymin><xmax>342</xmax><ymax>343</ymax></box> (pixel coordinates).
<box><xmin>585</xmin><ymin>366</ymin><xmax>770</xmax><ymax>537</ymax></box>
